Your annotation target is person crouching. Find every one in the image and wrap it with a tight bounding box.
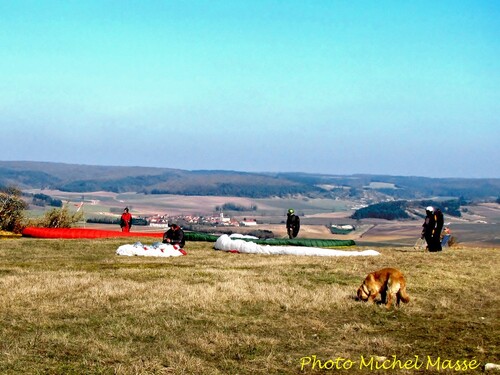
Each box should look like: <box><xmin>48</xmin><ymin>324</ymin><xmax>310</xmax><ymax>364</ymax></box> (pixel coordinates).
<box><xmin>163</xmin><ymin>223</ymin><xmax>185</xmax><ymax>248</ymax></box>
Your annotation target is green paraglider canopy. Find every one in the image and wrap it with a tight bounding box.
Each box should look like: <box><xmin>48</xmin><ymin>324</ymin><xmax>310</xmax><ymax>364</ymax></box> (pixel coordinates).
<box><xmin>252</xmin><ymin>237</ymin><xmax>355</xmax><ymax>247</ymax></box>
<box><xmin>184</xmin><ymin>232</ymin><xmax>355</xmax><ymax>247</ymax></box>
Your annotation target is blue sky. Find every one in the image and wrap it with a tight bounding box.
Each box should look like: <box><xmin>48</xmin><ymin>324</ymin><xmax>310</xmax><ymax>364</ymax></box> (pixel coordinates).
<box><xmin>1</xmin><ymin>1</ymin><xmax>498</xmax><ymax>178</ymax></box>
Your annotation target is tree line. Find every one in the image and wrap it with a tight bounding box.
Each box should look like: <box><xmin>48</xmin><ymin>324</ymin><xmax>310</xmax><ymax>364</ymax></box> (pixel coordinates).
<box><xmin>31</xmin><ymin>193</ymin><xmax>63</xmax><ymax>207</ymax></box>
<box><xmin>351</xmin><ymin>199</ymin><xmax>466</xmax><ymax>221</ymax></box>
<box><xmin>215</xmin><ymin>203</ymin><xmax>258</xmax><ymax>212</ymax></box>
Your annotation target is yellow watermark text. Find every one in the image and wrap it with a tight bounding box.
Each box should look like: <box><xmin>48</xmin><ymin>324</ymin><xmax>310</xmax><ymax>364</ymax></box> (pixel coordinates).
<box><xmin>299</xmin><ymin>355</ymin><xmax>481</xmax><ymax>372</ymax></box>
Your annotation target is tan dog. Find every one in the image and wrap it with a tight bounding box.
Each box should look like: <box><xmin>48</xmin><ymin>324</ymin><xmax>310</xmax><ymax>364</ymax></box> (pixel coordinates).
<box><xmin>357</xmin><ymin>268</ymin><xmax>410</xmax><ymax>308</ymax></box>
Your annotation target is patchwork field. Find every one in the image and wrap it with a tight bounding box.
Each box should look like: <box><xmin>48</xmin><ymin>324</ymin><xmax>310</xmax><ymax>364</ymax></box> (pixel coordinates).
<box><xmin>0</xmin><ymin>237</ymin><xmax>498</xmax><ymax>374</ymax></box>
<box><xmin>25</xmin><ymin>190</ymin><xmax>500</xmax><ymax>248</ymax></box>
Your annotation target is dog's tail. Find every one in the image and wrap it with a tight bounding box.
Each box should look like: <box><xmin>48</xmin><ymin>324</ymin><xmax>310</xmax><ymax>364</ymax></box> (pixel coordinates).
<box><xmin>398</xmin><ymin>284</ymin><xmax>410</xmax><ymax>304</ymax></box>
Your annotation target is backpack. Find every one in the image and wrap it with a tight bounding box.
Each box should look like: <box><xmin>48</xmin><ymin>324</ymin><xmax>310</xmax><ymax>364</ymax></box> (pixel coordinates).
<box><xmin>434</xmin><ymin>209</ymin><xmax>444</xmax><ymax>231</ymax></box>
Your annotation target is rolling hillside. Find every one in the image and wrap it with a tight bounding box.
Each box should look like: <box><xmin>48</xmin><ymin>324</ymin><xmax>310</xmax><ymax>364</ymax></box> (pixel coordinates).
<box><xmin>1</xmin><ymin>160</ymin><xmax>499</xmax><ymax>201</ymax></box>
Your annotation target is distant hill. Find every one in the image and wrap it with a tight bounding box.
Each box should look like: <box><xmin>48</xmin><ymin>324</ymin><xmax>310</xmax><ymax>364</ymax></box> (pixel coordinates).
<box><xmin>1</xmin><ymin>161</ymin><xmax>499</xmax><ymax>201</ymax></box>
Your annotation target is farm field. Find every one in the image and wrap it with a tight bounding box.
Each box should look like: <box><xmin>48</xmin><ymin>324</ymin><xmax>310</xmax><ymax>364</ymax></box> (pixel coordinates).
<box><xmin>24</xmin><ymin>189</ymin><xmax>355</xmax><ymax>218</ymax></box>
<box><xmin>26</xmin><ymin>190</ymin><xmax>500</xmax><ymax>248</ymax></box>
<box><xmin>0</xmin><ymin>237</ymin><xmax>498</xmax><ymax>374</ymax></box>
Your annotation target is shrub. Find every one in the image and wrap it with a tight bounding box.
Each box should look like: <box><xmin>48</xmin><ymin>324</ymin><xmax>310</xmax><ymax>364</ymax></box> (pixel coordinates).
<box><xmin>0</xmin><ymin>186</ymin><xmax>28</xmax><ymax>233</ymax></box>
<box><xmin>447</xmin><ymin>235</ymin><xmax>458</xmax><ymax>247</ymax></box>
<box><xmin>30</xmin><ymin>204</ymin><xmax>84</xmax><ymax>228</ymax></box>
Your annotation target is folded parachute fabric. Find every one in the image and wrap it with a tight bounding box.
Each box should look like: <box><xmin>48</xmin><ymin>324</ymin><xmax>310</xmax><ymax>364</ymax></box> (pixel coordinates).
<box><xmin>116</xmin><ymin>242</ymin><xmax>186</xmax><ymax>257</ymax></box>
<box><xmin>229</xmin><ymin>233</ymin><xmax>259</xmax><ymax>239</ymax></box>
<box><xmin>214</xmin><ymin>235</ymin><xmax>380</xmax><ymax>257</ymax></box>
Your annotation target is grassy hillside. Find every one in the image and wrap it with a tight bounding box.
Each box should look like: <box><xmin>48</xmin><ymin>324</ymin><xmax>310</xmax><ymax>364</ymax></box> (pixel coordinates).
<box><xmin>0</xmin><ymin>237</ymin><xmax>498</xmax><ymax>374</ymax></box>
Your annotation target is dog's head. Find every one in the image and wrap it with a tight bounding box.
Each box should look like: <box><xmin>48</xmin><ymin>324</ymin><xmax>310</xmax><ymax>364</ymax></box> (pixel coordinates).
<box><xmin>357</xmin><ymin>282</ymin><xmax>370</xmax><ymax>301</ymax></box>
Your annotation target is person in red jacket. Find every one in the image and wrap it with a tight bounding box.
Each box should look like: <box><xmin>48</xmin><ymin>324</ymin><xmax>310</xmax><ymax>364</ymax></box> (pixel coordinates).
<box><xmin>120</xmin><ymin>207</ymin><xmax>132</xmax><ymax>232</ymax></box>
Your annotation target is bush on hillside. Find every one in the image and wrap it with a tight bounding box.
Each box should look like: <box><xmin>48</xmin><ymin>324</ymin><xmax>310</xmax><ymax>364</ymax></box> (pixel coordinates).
<box><xmin>30</xmin><ymin>204</ymin><xmax>83</xmax><ymax>228</ymax></box>
<box><xmin>0</xmin><ymin>186</ymin><xmax>28</xmax><ymax>233</ymax></box>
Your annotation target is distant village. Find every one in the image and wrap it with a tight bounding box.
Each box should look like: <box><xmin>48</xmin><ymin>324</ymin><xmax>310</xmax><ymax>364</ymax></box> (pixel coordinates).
<box><xmin>144</xmin><ymin>212</ymin><xmax>257</xmax><ymax>228</ymax></box>
<box><xmin>78</xmin><ymin>199</ymin><xmax>260</xmax><ymax>228</ymax></box>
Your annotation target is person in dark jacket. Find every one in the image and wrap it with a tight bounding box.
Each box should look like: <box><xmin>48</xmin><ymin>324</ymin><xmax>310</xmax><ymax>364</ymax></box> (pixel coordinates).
<box><xmin>286</xmin><ymin>208</ymin><xmax>300</xmax><ymax>239</ymax></box>
<box><xmin>163</xmin><ymin>223</ymin><xmax>185</xmax><ymax>248</ymax></box>
<box><xmin>433</xmin><ymin>208</ymin><xmax>444</xmax><ymax>251</ymax></box>
<box><xmin>120</xmin><ymin>207</ymin><xmax>132</xmax><ymax>232</ymax></box>
<box><xmin>421</xmin><ymin>206</ymin><xmax>444</xmax><ymax>252</ymax></box>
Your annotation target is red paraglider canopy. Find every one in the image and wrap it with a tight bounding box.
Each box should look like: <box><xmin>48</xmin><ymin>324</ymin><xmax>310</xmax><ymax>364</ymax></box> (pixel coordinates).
<box><xmin>22</xmin><ymin>227</ymin><xmax>164</xmax><ymax>239</ymax></box>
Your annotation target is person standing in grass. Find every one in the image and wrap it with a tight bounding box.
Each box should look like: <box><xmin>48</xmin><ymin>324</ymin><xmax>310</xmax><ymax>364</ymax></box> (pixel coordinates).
<box><xmin>120</xmin><ymin>207</ymin><xmax>132</xmax><ymax>232</ymax></box>
<box><xmin>421</xmin><ymin>206</ymin><xmax>444</xmax><ymax>252</ymax></box>
<box><xmin>163</xmin><ymin>223</ymin><xmax>185</xmax><ymax>248</ymax></box>
<box><xmin>286</xmin><ymin>208</ymin><xmax>300</xmax><ymax>239</ymax></box>
<box><xmin>433</xmin><ymin>207</ymin><xmax>444</xmax><ymax>250</ymax></box>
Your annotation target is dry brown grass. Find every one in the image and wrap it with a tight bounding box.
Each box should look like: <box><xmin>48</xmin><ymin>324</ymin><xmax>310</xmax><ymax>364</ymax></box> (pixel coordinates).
<box><xmin>0</xmin><ymin>238</ymin><xmax>498</xmax><ymax>374</ymax></box>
